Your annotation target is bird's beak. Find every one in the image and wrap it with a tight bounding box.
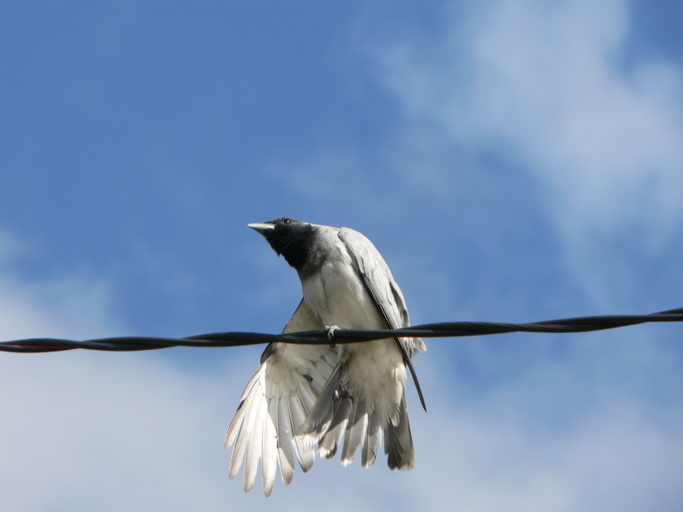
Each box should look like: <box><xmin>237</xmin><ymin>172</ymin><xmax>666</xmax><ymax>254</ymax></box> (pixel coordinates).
<box><xmin>247</xmin><ymin>222</ymin><xmax>275</xmax><ymax>234</ymax></box>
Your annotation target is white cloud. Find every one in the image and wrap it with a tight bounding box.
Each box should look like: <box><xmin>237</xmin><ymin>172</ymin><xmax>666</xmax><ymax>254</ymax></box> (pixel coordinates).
<box><xmin>394</xmin><ymin>343</ymin><xmax>683</xmax><ymax>512</ymax></box>
<box><xmin>0</xmin><ymin>229</ymin><xmax>122</xmax><ymax>340</ymax></box>
<box><xmin>0</xmin><ymin>353</ymin><xmax>227</xmax><ymax>512</ymax></box>
<box><xmin>3</xmin><ymin>345</ymin><xmax>682</xmax><ymax>512</ymax></box>
<box><xmin>368</xmin><ymin>0</ymin><xmax>683</xmax><ymax>308</ymax></box>
<box><xmin>407</xmin><ymin>400</ymin><xmax>683</xmax><ymax>512</ymax></box>
<box><xmin>1</xmin><ymin>224</ymin><xmax>682</xmax><ymax>511</ymax></box>
<box><xmin>0</xmin><ymin>228</ymin><xmax>237</xmax><ymax>511</ymax></box>
<box><xmin>3</xmin><ymin>2</ymin><xmax>683</xmax><ymax>507</ymax></box>
<box><xmin>374</xmin><ymin>0</ymin><xmax>683</xmax><ymax>231</ymax></box>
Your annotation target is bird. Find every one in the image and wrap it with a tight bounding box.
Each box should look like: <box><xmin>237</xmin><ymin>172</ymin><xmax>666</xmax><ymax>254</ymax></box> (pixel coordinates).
<box><xmin>226</xmin><ymin>218</ymin><xmax>426</xmax><ymax>496</ymax></box>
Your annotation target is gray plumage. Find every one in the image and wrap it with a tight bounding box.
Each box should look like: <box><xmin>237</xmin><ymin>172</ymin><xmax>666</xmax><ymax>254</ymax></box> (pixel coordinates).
<box><xmin>226</xmin><ymin>218</ymin><xmax>426</xmax><ymax>496</ymax></box>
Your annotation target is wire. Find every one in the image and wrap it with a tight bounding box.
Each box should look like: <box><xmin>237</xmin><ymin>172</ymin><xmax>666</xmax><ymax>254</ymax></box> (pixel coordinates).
<box><xmin>1</xmin><ymin>307</ymin><xmax>681</xmax><ymax>354</ymax></box>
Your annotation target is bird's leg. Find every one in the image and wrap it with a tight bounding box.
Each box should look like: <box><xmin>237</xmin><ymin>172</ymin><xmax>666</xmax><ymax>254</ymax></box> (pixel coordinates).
<box><xmin>325</xmin><ymin>325</ymin><xmax>340</xmax><ymax>347</ymax></box>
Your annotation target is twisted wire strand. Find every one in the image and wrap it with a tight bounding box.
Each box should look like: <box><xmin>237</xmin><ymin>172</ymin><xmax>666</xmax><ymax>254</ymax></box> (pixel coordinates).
<box><xmin>1</xmin><ymin>307</ymin><xmax>681</xmax><ymax>354</ymax></box>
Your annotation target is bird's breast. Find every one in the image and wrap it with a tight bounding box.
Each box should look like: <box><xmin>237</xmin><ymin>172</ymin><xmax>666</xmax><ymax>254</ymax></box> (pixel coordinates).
<box><xmin>301</xmin><ymin>258</ymin><xmax>385</xmax><ymax>330</ymax></box>
<box><xmin>300</xmin><ymin>253</ymin><xmax>406</xmax><ymax>419</ymax></box>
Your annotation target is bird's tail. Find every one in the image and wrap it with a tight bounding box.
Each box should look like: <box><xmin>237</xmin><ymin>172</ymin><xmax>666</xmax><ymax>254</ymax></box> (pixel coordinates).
<box><xmin>384</xmin><ymin>394</ymin><xmax>416</xmax><ymax>470</ymax></box>
<box><xmin>302</xmin><ymin>378</ymin><xmax>416</xmax><ymax>470</ymax></box>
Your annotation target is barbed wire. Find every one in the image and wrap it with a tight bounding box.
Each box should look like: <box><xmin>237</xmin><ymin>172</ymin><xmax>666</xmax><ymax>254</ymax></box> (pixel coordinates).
<box><xmin>1</xmin><ymin>307</ymin><xmax>681</xmax><ymax>354</ymax></box>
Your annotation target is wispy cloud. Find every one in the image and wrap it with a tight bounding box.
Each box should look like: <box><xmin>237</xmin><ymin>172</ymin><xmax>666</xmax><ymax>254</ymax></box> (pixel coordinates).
<box><xmin>409</xmin><ymin>398</ymin><xmax>683</xmax><ymax>512</ymax></box>
<box><xmin>0</xmin><ymin>228</ymin><xmax>122</xmax><ymax>340</ymax></box>
<box><xmin>365</xmin><ymin>0</ymin><xmax>683</xmax><ymax>309</ymax></box>
<box><xmin>2</xmin><ymin>2</ymin><xmax>682</xmax><ymax>510</ymax></box>
<box><xmin>373</xmin><ymin>0</ymin><xmax>683</xmax><ymax>225</ymax></box>
<box><xmin>1</xmin><ymin>224</ymin><xmax>682</xmax><ymax>511</ymax></box>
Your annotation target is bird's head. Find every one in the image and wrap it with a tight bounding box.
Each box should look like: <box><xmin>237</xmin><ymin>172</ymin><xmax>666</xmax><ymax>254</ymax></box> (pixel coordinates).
<box><xmin>248</xmin><ymin>218</ymin><xmax>314</xmax><ymax>271</ymax></box>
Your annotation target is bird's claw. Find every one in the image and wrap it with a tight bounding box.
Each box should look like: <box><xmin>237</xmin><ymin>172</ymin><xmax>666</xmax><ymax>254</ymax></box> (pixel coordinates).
<box><xmin>325</xmin><ymin>325</ymin><xmax>340</xmax><ymax>347</ymax></box>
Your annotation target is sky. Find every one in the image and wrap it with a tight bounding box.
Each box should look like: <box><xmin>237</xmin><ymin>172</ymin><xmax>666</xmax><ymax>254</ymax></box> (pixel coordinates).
<box><xmin>1</xmin><ymin>0</ymin><xmax>683</xmax><ymax>510</ymax></box>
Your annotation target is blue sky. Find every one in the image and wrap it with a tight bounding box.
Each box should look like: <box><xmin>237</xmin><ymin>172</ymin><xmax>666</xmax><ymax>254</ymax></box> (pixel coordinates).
<box><xmin>1</xmin><ymin>1</ymin><xmax>683</xmax><ymax>510</ymax></box>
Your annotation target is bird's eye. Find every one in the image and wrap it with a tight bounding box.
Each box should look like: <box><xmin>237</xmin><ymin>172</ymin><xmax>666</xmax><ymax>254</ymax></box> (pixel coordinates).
<box><xmin>283</xmin><ymin>218</ymin><xmax>291</xmax><ymax>224</ymax></box>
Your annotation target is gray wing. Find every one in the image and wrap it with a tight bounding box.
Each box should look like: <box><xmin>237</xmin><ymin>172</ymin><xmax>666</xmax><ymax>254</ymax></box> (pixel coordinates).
<box><xmin>225</xmin><ymin>299</ymin><xmax>340</xmax><ymax>496</ymax></box>
<box><xmin>337</xmin><ymin>227</ymin><xmax>427</xmax><ymax>409</ymax></box>
<box><xmin>337</xmin><ymin>228</ymin><xmax>419</xmax><ymax>333</ymax></box>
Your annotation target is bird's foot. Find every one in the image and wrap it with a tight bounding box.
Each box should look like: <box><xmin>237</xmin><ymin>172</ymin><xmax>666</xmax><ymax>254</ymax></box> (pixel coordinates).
<box><xmin>325</xmin><ymin>325</ymin><xmax>340</xmax><ymax>347</ymax></box>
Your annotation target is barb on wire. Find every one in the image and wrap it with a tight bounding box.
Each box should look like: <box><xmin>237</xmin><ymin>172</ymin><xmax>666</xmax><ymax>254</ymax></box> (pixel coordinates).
<box><xmin>1</xmin><ymin>307</ymin><xmax>681</xmax><ymax>354</ymax></box>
